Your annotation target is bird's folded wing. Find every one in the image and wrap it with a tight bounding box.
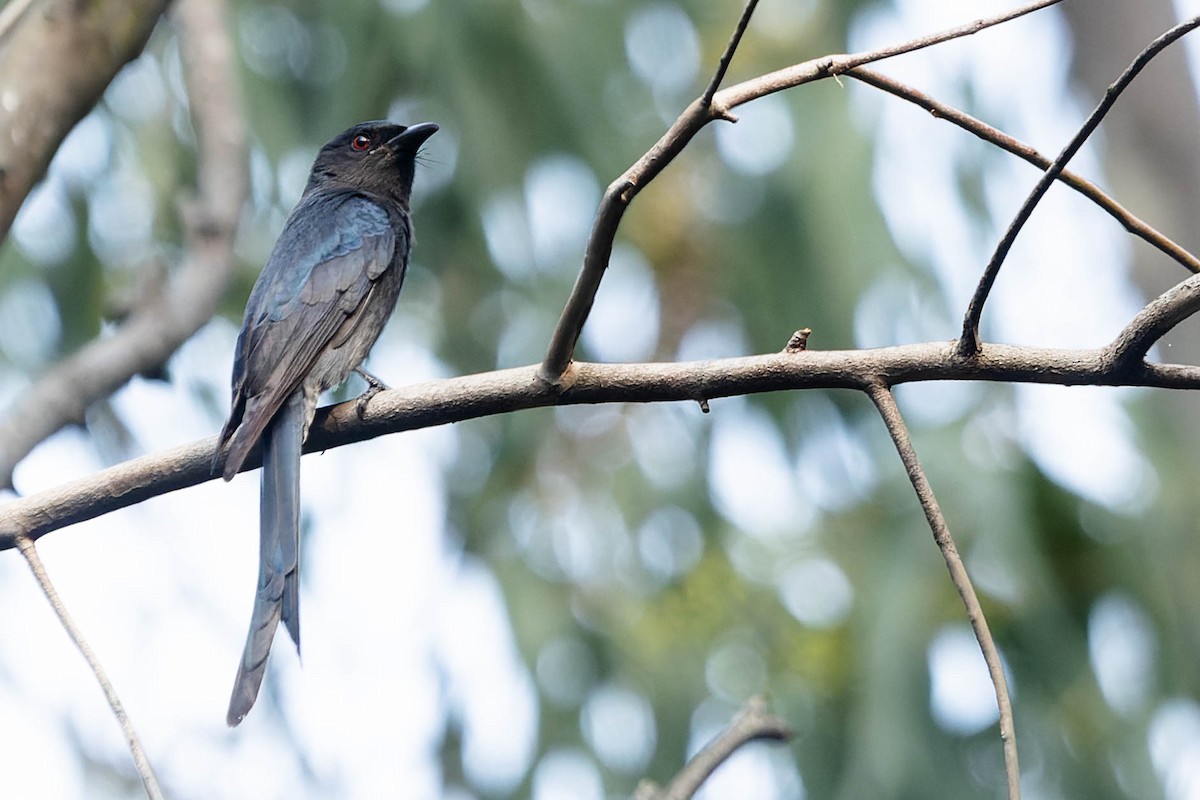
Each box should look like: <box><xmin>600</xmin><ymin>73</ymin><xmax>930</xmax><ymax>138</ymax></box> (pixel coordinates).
<box><xmin>220</xmin><ymin>193</ymin><xmax>398</xmax><ymax>475</ymax></box>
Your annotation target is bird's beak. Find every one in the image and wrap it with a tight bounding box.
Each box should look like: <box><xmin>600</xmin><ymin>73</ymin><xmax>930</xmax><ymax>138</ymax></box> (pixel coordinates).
<box><xmin>385</xmin><ymin>122</ymin><xmax>439</xmax><ymax>153</ymax></box>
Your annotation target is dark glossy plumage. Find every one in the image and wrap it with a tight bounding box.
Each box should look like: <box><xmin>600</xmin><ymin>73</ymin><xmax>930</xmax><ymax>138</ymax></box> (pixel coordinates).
<box><xmin>213</xmin><ymin>120</ymin><xmax>437</xmax><ymax>726</ymax></box>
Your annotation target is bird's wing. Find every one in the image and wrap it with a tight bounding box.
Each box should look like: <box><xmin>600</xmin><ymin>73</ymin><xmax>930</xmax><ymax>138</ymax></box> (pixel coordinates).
<box><xmin>219</xmin><ymin>193</ymin><xmax>399</xmax><ymax>477</ymax></box>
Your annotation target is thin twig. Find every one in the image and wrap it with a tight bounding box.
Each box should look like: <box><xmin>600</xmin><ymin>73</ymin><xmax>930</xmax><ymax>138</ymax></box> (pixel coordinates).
<box><xmin>539</xmin><ymin>0</ymin><xmax>765</xmax><ymax>385</ymax></box>
<box><xmin>15</xmin><ymin>536</ymin><xmax>164</xmax><ymax>800</ymax></box>
<box><xmin>700</xmin><ymin>0</ymin><xmax>760</xmax><ymax>110</ymax></box>
<box><xmin>865</xmin><ymin>383</ymin><xmax>1019</xmax><ymax>800</ymax></box>
<box><xmin>847</xmin><ymin>67</ymin><xmax>1200</xmax><ymax>275</ymax></box>
<box><xmin>539</xmin><ymin>0</ymin><xmax>1064</xmax><ymax>385</ymax></box>
<box><xmin>635</xmin><ymin>696</ymin><xmax>792</xmax><ymax>800</ymax></box>
<box><xmin>957</xmin><ymin>15</ymin><xmax>1200</xmax><ymax>358</ymax></box>
<box><xmin>1107</xmin><ymin>272</ymin><xmax>1200</xmax><ymax>372</ymax></box>
<box><xmin>716</xmin><ymin>0</ymin><xmax>1064</xmax><ymax>108</ymax></box>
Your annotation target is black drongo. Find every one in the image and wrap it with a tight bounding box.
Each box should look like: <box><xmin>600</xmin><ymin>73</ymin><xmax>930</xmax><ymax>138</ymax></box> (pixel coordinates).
<box><xmin>212</xmin><ymin>120</ymin><xmax>437</xmax><ymax>726</ymax></box>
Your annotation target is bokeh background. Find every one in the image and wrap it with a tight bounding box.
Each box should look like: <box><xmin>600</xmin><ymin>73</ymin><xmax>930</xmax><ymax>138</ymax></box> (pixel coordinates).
<box><xmin>3</xmin><ymin>0</ymin><xmax>1200</xmax><ymax>797</ymax></box>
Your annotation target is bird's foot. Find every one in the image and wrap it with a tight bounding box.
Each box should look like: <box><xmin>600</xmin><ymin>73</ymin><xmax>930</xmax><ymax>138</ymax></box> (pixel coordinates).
<box><xmin>353</xmin><ymin>368</ymin><xmax>390</xmax><ymax>419</ymax></box>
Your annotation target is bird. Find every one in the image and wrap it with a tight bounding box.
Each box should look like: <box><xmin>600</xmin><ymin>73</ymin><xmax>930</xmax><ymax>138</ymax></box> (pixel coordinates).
<box><xmin>212</xmin><ymin>120</ymin><xmax>438</xmax><ymax>726</ymax></box>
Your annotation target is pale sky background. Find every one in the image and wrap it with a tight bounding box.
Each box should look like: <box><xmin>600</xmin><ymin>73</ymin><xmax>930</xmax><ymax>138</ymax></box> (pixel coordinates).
<box><xmin>2</xmin><ymin>1</ymin><xmax>1200</xmax><ymax>798</ymax></box>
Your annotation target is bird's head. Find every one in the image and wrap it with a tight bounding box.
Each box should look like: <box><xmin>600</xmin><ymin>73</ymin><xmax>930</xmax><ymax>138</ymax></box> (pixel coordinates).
<box><xmin>306</xmin><ymin>120</ymin><xmax>439</xmax><ymax>205</ymax></box>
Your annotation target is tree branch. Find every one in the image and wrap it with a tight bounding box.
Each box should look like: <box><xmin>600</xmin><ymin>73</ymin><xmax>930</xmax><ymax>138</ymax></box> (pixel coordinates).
<box><xmin>846</xmin><ymin>67</ymin><xmax>1200</xmax><ymax>275</ymax></box>
<box><xmin>865</xmin><ymin>384</ymin><xmax>1019</xmax><ymax>800</ymax></box>
<box><xmin>1107</xmin><ymin>272</ymin><xmax>1200</xmax><ymax>371</ymax></box>
<box><xmin>634</xmin><ymin>696</ymin><xmax>792</xmax><ymax>800</ymax></box>
<box><xmin>6</xmin><ymin>333</ymin><xmax>1200</xmax><ymax>552</ymax></box>
<box><xmin>15</xmin><ymin>535</ymin><xmax>163</xmax><ymax>800</ymax></box>
<box><xmin>957</xmin><ymin>15</ymin><xmax>1200</xmax><ymax>357</ymax></box>
<box><xmin>0</xmin><ymin>0</ymin><xmax>169</xmax><ymax>242</ymax></box>
<box><xmin>539</xmin><ymin>0</ymin><xmax>1065</xmax><ymax>386</ymax></box>
<box><xmin>0</xmin><ymin>0</ymin><xmax>248</xmax><ymax>490</ymax></box>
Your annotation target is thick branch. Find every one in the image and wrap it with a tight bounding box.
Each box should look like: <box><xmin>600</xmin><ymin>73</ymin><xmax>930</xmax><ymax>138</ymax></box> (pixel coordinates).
<box><xmin>0</xmin><ymin>0</ymin><xmax>248</xmax><ymax>490</ymax></box>
<box><xmin>866</xmin><ymin>384</ymin><xmax>1019</xmax><ymax>800</ymax></box>
<box><xmin>635</xmin><ymin>696</ymin><xmax>792</xmax><ymax>800</ymax></box>
<box><xmin>539</xmin><ymin>0</ymin><xmax>1064</xmax><ymax>385</ymax></box>
<box><xmin>5</xmin><ymin>338</ymin><xmax>1200</xmax><ymax>552</ymax></box>
<box><xmin>958</xmin><ymin>15</ymin><xmax>1200</xmax><ymax>357</ymax></box>
<box><xmin>847</xmin><ymin>67</ymin><xmax>1200</xmax><ymax>275</ymax></box>
<box><xmin>0</xmin><ymin>0</ymin><xmax>169</xmax><ymax>241</ymax></box>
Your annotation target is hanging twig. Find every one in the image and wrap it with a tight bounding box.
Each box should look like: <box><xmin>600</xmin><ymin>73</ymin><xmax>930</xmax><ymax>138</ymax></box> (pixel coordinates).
<box><xmin>15</xmin><ymin>536</ymin><xmax>164</xmax><ymax>800</ymax></box>
<box><xmin>865</xmin><ymin>383</ymin><xmax>1019</xmax><ymax>800</ymax></box>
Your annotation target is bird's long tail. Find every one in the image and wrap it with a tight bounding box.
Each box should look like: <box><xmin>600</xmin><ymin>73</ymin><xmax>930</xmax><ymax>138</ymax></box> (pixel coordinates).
<box><xmin>227</xmin><ymin>391</ymin><xmax>303</xmax><ymax>726</ymax></box>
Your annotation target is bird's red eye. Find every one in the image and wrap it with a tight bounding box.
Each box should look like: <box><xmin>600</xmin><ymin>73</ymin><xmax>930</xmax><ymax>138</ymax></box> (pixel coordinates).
<box><xmin>351</xmin><ymin>135</ymin><xmax>371</xmax><ymax>151</ymax></box>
